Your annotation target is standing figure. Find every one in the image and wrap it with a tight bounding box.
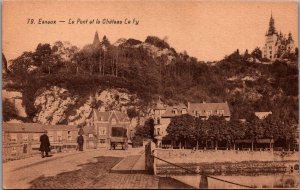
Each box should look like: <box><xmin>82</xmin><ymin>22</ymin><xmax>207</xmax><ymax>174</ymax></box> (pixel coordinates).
<box><xmin>77</xmin><ymin>134</ymin><xmax>84</xmax><ymax>151</ymax></box>
<box><xmin>40</xmin><ymin>130</ymin><xmax>51</xmax><ymax>158</ymax></box>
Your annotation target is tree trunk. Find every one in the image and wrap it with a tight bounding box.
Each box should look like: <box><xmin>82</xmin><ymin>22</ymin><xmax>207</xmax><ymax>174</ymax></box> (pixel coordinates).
<box><xmin>179</xmin><ymin>141</ymin><xmax>182</xmax><ymax>149</ymax></box>
<box><xmin>233</xmin><ymin>142</ymin><xmax>236</xmax><ymax>150</ymax></box>
<box><xmin>103</xmin><ymin>53</ymin><xmax>105</xmax><ymax>75</ymax></box>
<box><xmin>196</xmin><ymin>140</ymin><xmax>199</xmax><ymax>150</ymax></box>
<box><xmin>111</xmin><ymin>59</ymin><xmax>114</xmax><ymax>75</ymax></box>
<box><xmin>76</xmin><ymin>66</ymin><xmax>79</xmax><ymax>74</ymax></box>
<box><xmin>48</xmin><ymin>66</ymin><xmax>51</xmax><ymax>74</ymax></box>
<box><xmin>99</xmin><ymin>60</ymin><xmax>101</xmax><ymax>75</ymax></box>
<box><xmin>215</xmin><ymin>140</ymin><xmax>218</xmax><ymax>150</ymax></box>
<box><xmin>116</xmin><ymin>50</ymin><xmax>118</xmax><ymax>77</ymax></box>
<box><xmin>251</xmin><ymin>140</ymin><xmax>254</xmax><ymax>151</ymax></box>
<box><xmin>226</xmin><ymin>140</ymin><xmax>228</xmax><ymax>150</ymax></box>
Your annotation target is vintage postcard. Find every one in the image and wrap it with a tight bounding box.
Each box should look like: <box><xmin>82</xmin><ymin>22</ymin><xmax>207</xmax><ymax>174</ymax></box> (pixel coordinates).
<box><xmin>2</xmin><ymin>0</ymin><xmax>299</xmax><ymax>189</ymax></box>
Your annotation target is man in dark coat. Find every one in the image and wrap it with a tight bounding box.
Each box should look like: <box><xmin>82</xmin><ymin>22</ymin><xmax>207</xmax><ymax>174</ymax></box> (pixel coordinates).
<box><xmin>77</xmin><ymin>134</ymin><xmax>84</xmax><ymax>151</ymax></box>
<box><xmin>40</xmin><ymin>130</ymin><xmax>51</xmax><ymax>158</ymax></box>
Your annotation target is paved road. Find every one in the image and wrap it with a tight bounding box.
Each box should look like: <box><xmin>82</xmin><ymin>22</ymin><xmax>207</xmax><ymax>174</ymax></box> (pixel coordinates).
<box><xmin>3</xmin><ymin>148</ymin><xmax>145</xmax><ymax>189</ymax></box>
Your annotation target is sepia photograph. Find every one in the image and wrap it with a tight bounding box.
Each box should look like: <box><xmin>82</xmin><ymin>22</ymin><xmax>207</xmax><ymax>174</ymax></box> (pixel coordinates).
<box><xmin>2</xmin><ymin>0</ymin><xmax>299</xmax><ymax>189</ymax></box>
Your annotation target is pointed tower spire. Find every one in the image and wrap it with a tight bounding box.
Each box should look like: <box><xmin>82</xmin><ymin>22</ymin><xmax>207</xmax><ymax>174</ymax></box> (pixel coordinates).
<box><xmin>267</xmin><ymin>12</ymin><xmax>276</xmax><ymax>35</ymax></box>
<box><xmin>271</xmin><ymin>10</ymin><xmax>272</xmax><ymax>18</ymax></box>
<box><xmin>93</xmin><ymin>31</ymin><xmax>101</xmax><ymax>46</ymax></box>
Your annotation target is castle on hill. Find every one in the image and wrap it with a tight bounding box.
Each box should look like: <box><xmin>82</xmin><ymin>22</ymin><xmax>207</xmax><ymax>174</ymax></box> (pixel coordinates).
<box><xmin>263</xmin><ymin>13</ymin><xmax>295</xmax><ymax>61</ymax></box>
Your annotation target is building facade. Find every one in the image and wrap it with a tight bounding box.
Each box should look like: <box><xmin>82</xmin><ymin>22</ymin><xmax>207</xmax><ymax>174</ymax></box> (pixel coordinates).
<box><xmin>152</xmin><ymin>101</ymin><xmax>231</xmax><ymax>147</ymax></box>
<box><xmin>262</xmin><ymin>13</ymin><xmax>295</xmax><ymax>61</ymax></box>
<box><xmin>2</xmin><ymin>123</ymin><xmax>78</xmax><ymax>161</ymax></box>
<box><xmin>83</xmin><ymin>109</ymin><xmax>130</xmax><ymax>149</ymax></box>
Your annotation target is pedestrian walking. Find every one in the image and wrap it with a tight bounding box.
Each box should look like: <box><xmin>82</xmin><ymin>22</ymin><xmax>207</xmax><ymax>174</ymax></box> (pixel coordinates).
<box><xmin>40</xmin><ymin>130</ymin><xmax>51</xmax><ymax>158</ymax></box>
<box><xmin>77</xmin><ymin>134</ymin><xmax>84</xmax><ymax>151</ymax></box>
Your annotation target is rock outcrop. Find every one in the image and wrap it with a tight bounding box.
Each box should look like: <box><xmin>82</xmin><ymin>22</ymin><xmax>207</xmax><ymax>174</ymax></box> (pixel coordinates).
<box><xmin>33</xmin><ymin>86</ymin><xmax>137</xmax><ymax>125</ymax></box>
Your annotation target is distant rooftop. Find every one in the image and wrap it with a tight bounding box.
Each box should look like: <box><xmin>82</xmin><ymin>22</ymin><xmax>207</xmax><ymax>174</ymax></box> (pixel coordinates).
<box><xmin>3</xmin><ymin>123</ymin><xmax>78</xmax><ymax>133</ymax></box>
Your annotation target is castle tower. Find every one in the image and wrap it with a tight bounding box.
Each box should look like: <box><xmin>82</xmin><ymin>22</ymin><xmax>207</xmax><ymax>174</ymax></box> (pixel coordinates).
<box><xmin>262</xmin><ymin>13</ymin><xmax>295</xmax><ymax>61</ymax></box>
<box><xmin>263</xmin><ymin>13</ymin><xmax>278</xmax><ymax>61</ymax></box>
<box><xmin>287</xmin><ymin>32</ymin><xmax>295</xmax><ymax>53</ymax></box>
<box><xmin>93</xmin><ymin>31</ymin><xmax>101</xmax><ymax>46</ymax></box>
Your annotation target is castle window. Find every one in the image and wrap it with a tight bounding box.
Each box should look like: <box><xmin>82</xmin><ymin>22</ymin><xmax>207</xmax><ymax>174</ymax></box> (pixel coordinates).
<box><xmin>270</xmin><ymin>55</ymin><xmax>272</xmax><ymax>59</ymax></box>
<box><xmin>157</xmin><ymin>118</ymin><xmax>160</xmax><ymax>124</ymax></box>
<box><xmin>181</xmin><ymin>108</ymin><xmax>187</xmax><ymax>114</ymax></box>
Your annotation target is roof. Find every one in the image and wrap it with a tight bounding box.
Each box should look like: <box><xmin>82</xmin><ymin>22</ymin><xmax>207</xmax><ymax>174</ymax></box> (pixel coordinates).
<box><xmin>3</xmin><ymin>123</ymin><xmax>45</xmax><ymax>133</ymax></box>
<box><xmin>93</xmin><ymin>109</ymin><xmax>129</xmax><ymax>122</ymax></box>
<box><xmin>161</xmin><ymin>104</ymin><xmax>188</xmax><ymax>118</ymax></box>
<box><xmin>45</xmin><ymin>125</ymin><xmax>78</xmax><ymax>131</ymax></box>
<box><xmin>188</xmin><ymin>102</ymin><xmax>231</xmax><ymax>117</ymax></box>
<box><xmin>2</xmin><ymin>123</ymin><xmax>78</xmax><ymax>133</ymax></box>
<box><xmin>255</xmin><ymin>112</ymin><xmax>272</xmax><ymax>120</ymax></box>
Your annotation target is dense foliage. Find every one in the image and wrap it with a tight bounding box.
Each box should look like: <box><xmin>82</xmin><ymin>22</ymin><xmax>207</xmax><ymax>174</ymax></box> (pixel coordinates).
<box><xmin>166</xmin><ymin>114</ymin><xmax>298</xmax><ymax>150</ymax></box>
<box><xmin>4</xmin><ymin>35</ymin><xmax>298</xmax><ymax>124</ymax></box>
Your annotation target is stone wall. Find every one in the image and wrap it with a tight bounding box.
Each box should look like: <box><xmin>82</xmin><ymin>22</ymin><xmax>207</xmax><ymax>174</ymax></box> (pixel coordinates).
<box><xmin>155</xmin><ymin>149</ymin><xmax>298</xmax><ymax>165</ymax></box>
<box><xmin>153</xmin><ymin>149</ymin><xmax>299</xmax><ymax>175</ymax></box>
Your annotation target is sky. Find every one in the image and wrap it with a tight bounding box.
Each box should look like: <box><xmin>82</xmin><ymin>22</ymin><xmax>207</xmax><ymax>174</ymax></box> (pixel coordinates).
<box><xmin>3</xmin><ymin>0</ymin><xmax>298</xmax><ymax>62</ymax></box>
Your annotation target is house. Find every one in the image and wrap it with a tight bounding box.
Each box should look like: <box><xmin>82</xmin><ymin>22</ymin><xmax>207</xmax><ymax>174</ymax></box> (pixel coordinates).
<box><xmin>152</xmin><ymin>101</ymin><xmax>231</xmax><ymax>147</ymax></box>
<box><xmin>2</xmin><ymin>123</ymin><xmax>79</xmax><ymax>161</ymax></box>
<box><xmin>187</xmin><ymin>102</ymin><xmax>231</xmax><ymax>121</ymax></box>
<box><xmin>254</xmin><ymin>111</ymin><xmax>272</xmax><ymax>120</ymax></box>
<box><xmin>44</xmin><ymin>125</ymin><xmax>79</xmax><ymax>152</ymax></box>
<box><xmin>3</xmin><ymin>123</ymin><xmax>44</xmax><ymax>161</ymax></box>
<box><xmin>83</xmin><ymin>109</ymin><xmax>130</xmax><ymax>149</ymax></box>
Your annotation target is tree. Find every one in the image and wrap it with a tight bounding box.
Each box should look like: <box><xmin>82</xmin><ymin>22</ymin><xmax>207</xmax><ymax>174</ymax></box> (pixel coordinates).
<box><xmin>207</xmin><ymin>116</ymin><xmax>227</xmax><ymax>149</ymax></box>
<box><xmin>102</xmin><ymin>35</ymin><xmax>110</xmax><ymax>47</ymax></box>
<box><xmin>251</xmin><ymin>47</ymin><xmax>262</xmax><ymax>60</ymax></box>
<box><xmin>10</xmin><ymin>51</ymin><xmax>34</xmax><ymax>76</ymax></box>
<box><xmin>2</xmin><ymin>53</ymin><xmax>9</xmax><ymax>74</ymax></box>
<box><xmin>228</xmin><ymin>119</ymin><xmax>246</xmax><ymax>150</ymax></box>
<box><xmin>193</xmin><ymin>117</ymin><xmax>208</xmax><ymax>149</ymax></box>
<box><xmin>127</xmin><ymin>107</ymin><xmax>139</xmax><ymax>122</ymax></box>
<box><xmin>166</xmin><ymin>114</ymin><xmax>194</xmax><ymax>148</ymax></box>
<box><xmin>245</xmin><ymin>114</ymin><xmax>265</xmax><ymax>151</ymax></box>
<box><xmin>33</xmin><ymin>43</ymin><xmax>63</xmax><ymax>74</ymax></box>
<box><xmin>134</xmin><ymin>118</ymin><xmax>155</xmax><ymax>140</ymax></box>
<box><xmin>3</xmin><ymin>100</ymin><xmax>18</xmax><ymax>121</ymax></box>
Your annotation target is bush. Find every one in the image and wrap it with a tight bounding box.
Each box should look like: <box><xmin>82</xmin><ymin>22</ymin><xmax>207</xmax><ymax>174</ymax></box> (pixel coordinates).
<box><xmin>145</xmin><ymin>36</ymin><xmax>170</xmax><ymax>49</ymax></box>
